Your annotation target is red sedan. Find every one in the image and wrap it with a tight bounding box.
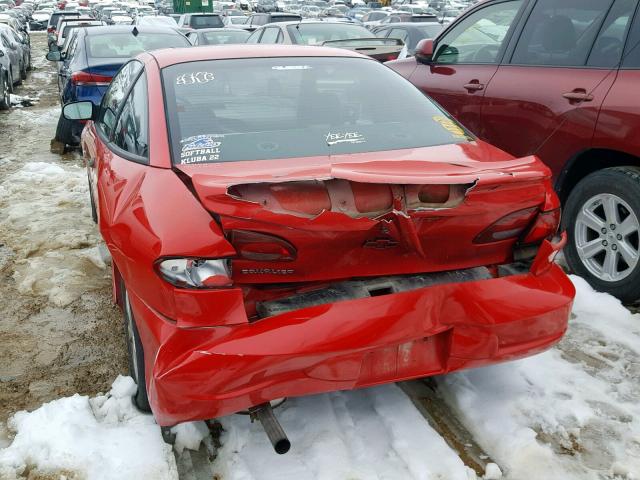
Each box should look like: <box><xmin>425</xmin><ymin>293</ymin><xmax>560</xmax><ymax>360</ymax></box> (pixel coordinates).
<box><xmin>64</xmin><ymin>45</ymin><xmax>574</xmax><ymax>444</ymax></box>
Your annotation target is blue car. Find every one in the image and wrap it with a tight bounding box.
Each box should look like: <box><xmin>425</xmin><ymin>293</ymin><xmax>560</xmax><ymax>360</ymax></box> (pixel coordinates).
<box><xmin>51</xmin><ymin>25</ymin><xmax>190</xmax><ymax>147</ymax></box>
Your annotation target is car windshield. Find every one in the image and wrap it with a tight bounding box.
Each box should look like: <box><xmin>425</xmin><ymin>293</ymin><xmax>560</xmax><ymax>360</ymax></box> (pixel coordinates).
<box><xmin>162</xmin><ymin>57</ymin><xmax>471</xmax><ymax>165</ymax></box>
<box><xmin>86</xmin><ymin>32</ymin><xmax>188</xmax><ymax>58</ymax></box>
<box><xmin>191</xmin><ymin>15</ymin><xmax>223</xmax><ymax>27</ymax></box>
<box><xmin>201</xmin><ymin>30</ymin><xmax>250</xmax><ymax>43</ymax></box>
<box><xmin>288</xmin><ymin>23</ymin><xmax>372</xmax><ymax>45</ymax></box>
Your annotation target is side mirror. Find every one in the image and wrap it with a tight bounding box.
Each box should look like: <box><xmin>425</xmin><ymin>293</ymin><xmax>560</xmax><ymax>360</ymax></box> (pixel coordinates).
<box><xmin>46</xmin><ymin>50</ymin><xmax>61</xmax><ymax>61</ymax></box>
<box><xmin>63</xmin><ymin>101</ymin><xmax>95</xmax><ymax>121</ymax></box>
<box><xmin>0</xmin><ymin>50</ymin><xmax>4</xmax><ymax>57</ymax></box>
<box><xmin>415</xmin><ymin>38</ymin><xmax>434</xmax><ymax>65</ymax></box>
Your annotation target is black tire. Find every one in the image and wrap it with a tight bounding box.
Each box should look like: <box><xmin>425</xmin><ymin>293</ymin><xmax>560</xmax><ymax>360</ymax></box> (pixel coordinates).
<box><xmin>54</xmin><ymin>112</ymin><xmax>75</xmax><ymax>147</ymax></box>
<box><xmin>8</xmin><ymin>71</ymin><xmax>14</xmax><ymax>93</ymax></box>
<box><xmin>14</xmin><ymin>65</ymin><xmax>22</xmax><ymax>85</ymax></box>
<box><xmin>563</xmin><ymin>167</ymin><xmax>640</xmax><ymax>303</ymax></box>
<box><xmin>122</xmin><ymin>281</ymin><xmax>152</xmax><ymax>412</ymax></box>
<box><xmin>20</xmin><ymin>61</ymin><xmax>27</xmax><ymax>81</ymax></box>
<box><xmin>0</xmin><ymin>71</ymin><xmax>10</xmax><ymax>110</ymax></box>
<box><xmin>88</xmin><ymin>171</ymin><xmax>98</xmax><ymax>224</ymax></box>
<box><xmin>26</xmin><ymin>52</ymin><xmax>32</xmax><ymax>71</ymax></box>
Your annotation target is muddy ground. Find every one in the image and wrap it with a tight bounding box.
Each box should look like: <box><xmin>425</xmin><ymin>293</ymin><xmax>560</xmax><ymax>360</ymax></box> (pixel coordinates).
<box><xmin>0</xmin><ymin>33</ymin><xmax>127</xmax><ymax>424</ymax></box>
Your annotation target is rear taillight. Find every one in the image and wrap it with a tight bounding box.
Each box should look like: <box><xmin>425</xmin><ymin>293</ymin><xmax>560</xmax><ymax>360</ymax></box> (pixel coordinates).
<box><xmin>230</xmin><ymin>230</ymin><xmax>296</xmax><ymax>262</ymax></box>
<box><xmin>474</xmin><ymin>207</ymin><xmax>538</xmax><ymax>244</ymax></box>
<box><xmin>47</xmin><ymin>26</ymin><xmax>54</xmax><ymax>33</ymax></box>
<box><xmin>156</xmin><ymin>258</ymin><xmax>232</xmax><ymax>288</ymax></box>
<box><xmin>521</xmin><ymin>208</ymin><xmax>561</xmax><ymax>244</ymax></box>
<box><xmin>71</xmin><ymin>71</ymin><xmax>112</xmax><ymax>86</ymax></box>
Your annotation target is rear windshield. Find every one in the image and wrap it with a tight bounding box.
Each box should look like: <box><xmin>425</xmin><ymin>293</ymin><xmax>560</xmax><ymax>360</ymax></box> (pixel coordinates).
<box><xmin>201</xmin><ymin>30</ymin><xmax>250</xmax><ymax>44</ymax></box>
<box><xmin>86</xmin><ymin>32</ymin><xmax>189</xmax><ymax>58</ymax></box>
<box><xmin>162</xmin><ymin>57</ymin><xmax>471</xmax><ymax>165</ymax></box>
<box><xmin>287</xmin><ymin>23</ymin><xmax>372</xmax><ymax>45</ymax></box>
<box><xmin>190</xmin><ymin>15</ymin><xmax>223</xmax><ymax>28</ymax></box>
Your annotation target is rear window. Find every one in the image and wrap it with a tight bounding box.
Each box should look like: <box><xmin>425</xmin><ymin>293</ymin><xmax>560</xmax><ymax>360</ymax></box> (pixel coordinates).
<box><xmin>191</xmin><ymin>15</ymin><xmax>224</xmax><ymax>28</ymax></box>
<box><xmin>86</xmin><ymin>32</ymin><xmax>189</xmax><ymax>58</ymax></box>
<box><xmin>287</xmin><ymin>23</ymin><xmax>372</xmax><ymax>45</ymax></box>
<box><xmin>201</xmin><ymin>30</ymin><xmax>250</xmax><ymax>44</ymax></box>
<box><xmin>162</xmin><ymin>57</ymin><xmax>472</xmax><ymax>165</ymax></box>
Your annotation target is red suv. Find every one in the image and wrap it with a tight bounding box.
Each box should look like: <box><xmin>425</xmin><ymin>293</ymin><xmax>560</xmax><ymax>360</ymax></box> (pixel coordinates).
<box><xmin>389</xmin><ymin>0</ymin><xmax>640</xmax><ymax>302</ymax></box>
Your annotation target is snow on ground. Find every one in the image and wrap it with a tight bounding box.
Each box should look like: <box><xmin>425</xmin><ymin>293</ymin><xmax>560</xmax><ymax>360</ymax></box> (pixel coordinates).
<box><xmin>214</xmin><ymin>385</ymin><xmax>478</xmax><ymax>480</ymax></box>
<box><xmin>0</xmin><ymin>161</ymin><xmax>109</xmax><ymax>306</ymax></box>
<box><xmin>438</xmin><ymin>276</ymin><xmax>640</xmax><ymax>480</ymax></box>
<box><xmin>0</xmin><ymin>376</ymin><xmax>177</xmax><ymax>480</ymax></box>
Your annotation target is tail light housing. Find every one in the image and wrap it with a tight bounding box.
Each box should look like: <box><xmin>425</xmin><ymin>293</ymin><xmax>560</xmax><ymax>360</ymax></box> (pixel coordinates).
<box><xmin>47</xmin><ymin>26</ymin><xmax>54</xmax><ymax>33</ymax></box>
<box><xmin>474</xmin><ymin>207</ymin><xmax>538</xmax><ymax>244</ymax></box>
<box><xmin>230</xmin><ymin>230</ymin><xmax>296</xmax><ymax>262</ymax></box>
<box><xmin>71</xmin><ymin>71</ymin><xmax>112</xmax><ymax>87</ymax></box>
<box><xmin>521</xmin><ymin>208</ymin><xmax>561</xmax><ymax>244</ymax></box>
<box><xmin>156</xmin><ymin>258</ymin><xmax>232</xmax><ymax>288</ymax></box>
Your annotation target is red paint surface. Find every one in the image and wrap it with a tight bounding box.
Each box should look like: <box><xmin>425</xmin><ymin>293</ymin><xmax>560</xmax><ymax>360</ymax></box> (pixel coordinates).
<box><xmin>82</xmin><ymin>46</ymin><xmax>574</xmax><ymax>426</ymax></box>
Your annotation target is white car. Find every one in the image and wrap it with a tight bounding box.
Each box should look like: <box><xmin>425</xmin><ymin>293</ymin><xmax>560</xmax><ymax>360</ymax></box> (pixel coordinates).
<box><xmin>112</xmin><ymin>14</ymin><xmax>134</xmax><ymax>24</ymax></box>
<box><xmin>136</xmin><ymin>15</ymin><xmax>177</xmax><ymax>26</ymax></box>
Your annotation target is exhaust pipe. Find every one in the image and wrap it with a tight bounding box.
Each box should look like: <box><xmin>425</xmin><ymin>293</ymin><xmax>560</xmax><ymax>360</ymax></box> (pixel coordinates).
<box><xmin>251</xmin><ymin>403</ymin><xmax>291</xmax><ymax>454</ymax></box>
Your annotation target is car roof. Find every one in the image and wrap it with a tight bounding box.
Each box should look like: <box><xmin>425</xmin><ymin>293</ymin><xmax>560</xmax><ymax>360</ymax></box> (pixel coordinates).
<box><xmin>257</xmin><ymin>20</ymin><xmax>363</xmax><ymax>26</ymax></box>
<box><xmin>147</xmin><ymin>44</ymin><xmax>367</xmax><ymax>68</ymax></box>
<box><xmin>195</xmin><ymin>27</ymin><xmax>249</xmax><ymax>33</ymax></box>
<box><xmin>84</xmin><ymin>25</ymin><xmax>182</xmax><ymax>35</ymax></box>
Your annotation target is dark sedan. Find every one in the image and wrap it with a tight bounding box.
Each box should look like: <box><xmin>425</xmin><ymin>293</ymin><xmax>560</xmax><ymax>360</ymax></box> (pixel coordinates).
<box><xmin>48</xmin><ymin>25</ymin><xmax>190</xmax><ymax>147</ymax></box>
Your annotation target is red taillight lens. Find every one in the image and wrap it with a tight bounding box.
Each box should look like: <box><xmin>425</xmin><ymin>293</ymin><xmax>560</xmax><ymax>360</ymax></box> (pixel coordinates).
<box><xmin>230</xmin><ymin>230</ymin><xmax>296</xmax><ymax>262</ymax></box>
<box><xmin>521</xmin><ymin>208</ymin><xmax>561</xmax><ymax>244</ymax></box>
<box><xmin>47</xmin><ymin>26</ymin><xmax>54</xmax><ymax>33</ymax></box>
<box><xmin>71</xmin><ymin>71</ymin><xmax>112</xmax><ymax>86</ymax></box>
<box><xmin>474</xmin><ymin>207</ymin><xmax>539</xmax><ymax>244</ymax></box>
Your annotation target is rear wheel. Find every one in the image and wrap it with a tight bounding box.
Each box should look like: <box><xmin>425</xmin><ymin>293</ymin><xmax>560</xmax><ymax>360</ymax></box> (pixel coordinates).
<box><xmin>563</xmin><ymin>167</ymin><xmax>640</xmax><ymax>303</ymax></box>
<box><xmin>0</xmin><ymin>71</ymin><xmax>10</xmax><ymax>110</ymax></box>
<box><xmin>20</xmin><ymin>61</ymin><xmax>27</xmax><ymax>81</ymax></box>
<box><xmin>26</xmin><ymin>52</ymin><xmax>32</xmax><ymax>71</ymax></box>
<box><xmin>122</xmin><ymin>283</ymin><xmax>151</xmax><ymax>412</ymax></box>
<box><xmin>54</xmin><ymin>112</ymin><xmax>75</xmax><ymax>148</ymax></box>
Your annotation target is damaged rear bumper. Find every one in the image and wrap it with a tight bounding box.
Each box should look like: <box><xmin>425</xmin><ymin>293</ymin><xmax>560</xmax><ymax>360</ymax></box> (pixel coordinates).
<box><xmin>130</xmin><ymin>238</ymin><xmax>575</xmax><ymax>426</ymax></box>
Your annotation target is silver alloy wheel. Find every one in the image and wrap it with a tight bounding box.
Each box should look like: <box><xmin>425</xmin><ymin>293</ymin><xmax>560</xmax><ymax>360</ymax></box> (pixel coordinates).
<box><xmin>575</xmin><ymin>193</ymin><xmax>640</xmax><ymax>282</ymax></box>
<box><xmin>124</xmin><ymin>290</ymin><xmax>139</xmax><ymax>383</ymax></box>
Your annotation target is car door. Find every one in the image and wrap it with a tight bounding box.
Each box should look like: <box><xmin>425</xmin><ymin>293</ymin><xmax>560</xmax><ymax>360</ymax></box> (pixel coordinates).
<box><xmin>592</xmin><ymin>2</ymin><xmax>640</xmax><ymax>160</ymax></box>
<box><xmin>85</xmin><ymin>60</ymin><xmax>144</xmax><ymax>221</ymax></box>
<box><xmin>481</xmin><ymin>0</ymin><xmax>635</xmax><ymax>174</ymax></box>
<box><xmin>0</xmin><ymin>31</ymin><xmax>18</xmax><ymax>81</ymax></box>
<box><xmin>58</xmin><ymin>29</ymin><xmax>78</xmax><ymax>92</ymax></box>
<box><xmin>407</xmin><ymin>0</ymin><xmax>525</xmax><ymax>134</ymax></box>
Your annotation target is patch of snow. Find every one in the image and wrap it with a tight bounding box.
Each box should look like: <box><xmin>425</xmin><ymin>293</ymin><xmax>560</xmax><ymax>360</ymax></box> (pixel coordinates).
<box><xmin>437</xmin><ymin>275</ymin><xmax>640</xmax><ymax>480</ymax></box>
<box><xmin>214</xmin><ymin>385</ymin><xmax>478</xmax><ymax>480</ymax></box>
<box><xmin>171</xmin><ymin>421</ymin><xmax>210</xmax><ymax>455</ymax></box>
<box><xmin>483</xmin><ymin>463</ymin><xmax>502</xmax><ymax>479</ymax></box>
<box><xmin>0</xmin><ymin>376</ymin><xmax>178</xmax><ymax>480</ymax></box>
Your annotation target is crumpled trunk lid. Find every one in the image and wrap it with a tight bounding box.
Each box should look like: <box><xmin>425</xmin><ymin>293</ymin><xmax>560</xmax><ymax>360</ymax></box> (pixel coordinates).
<box><xmin>175</xmin><ymin>143</ymin><xmax>552</xmax><ymax>284</ymax></box>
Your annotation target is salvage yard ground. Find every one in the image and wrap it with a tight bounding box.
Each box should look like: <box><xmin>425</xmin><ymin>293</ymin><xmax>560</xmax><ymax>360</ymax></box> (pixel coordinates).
<box><xmin>0</xmin><ymin>33</ymin><xmax>638</xmax><ymax>480</ymax></box>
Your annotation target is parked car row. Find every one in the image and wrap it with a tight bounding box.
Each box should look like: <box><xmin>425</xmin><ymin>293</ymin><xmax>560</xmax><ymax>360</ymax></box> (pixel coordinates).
<box><xmin>0</xmin><ymin>0</ymin><xmax>32</xmax><ymax>109</ymax></box>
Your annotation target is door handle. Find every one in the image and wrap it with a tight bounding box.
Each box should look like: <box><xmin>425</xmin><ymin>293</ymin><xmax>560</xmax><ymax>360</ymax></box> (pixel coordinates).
<box><xmin>562</xmin><ymin>90</ymin><xmax>594</xmax><ymax>103</ymax></box>
<box><xmin>464</xmin><ymin>82</ymin><xmax>484</xmax><ymax>92</ymax></box>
